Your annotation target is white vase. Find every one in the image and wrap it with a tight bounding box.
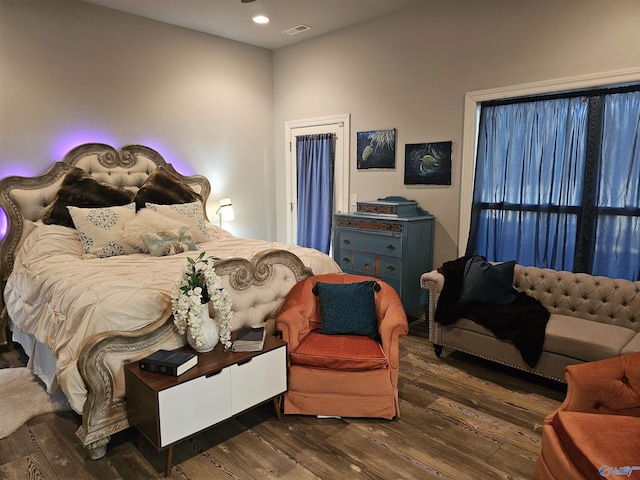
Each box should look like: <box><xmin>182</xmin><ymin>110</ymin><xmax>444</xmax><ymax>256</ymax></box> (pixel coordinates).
<box><xmin>186</xmin><ymin>304</ymin><xmax>220</xmax><ymax>353</ymax></box>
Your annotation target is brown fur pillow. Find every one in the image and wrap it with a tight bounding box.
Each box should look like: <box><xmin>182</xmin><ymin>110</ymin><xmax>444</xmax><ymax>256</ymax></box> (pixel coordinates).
<box><xmin>133</xmin><ymin>165</ymin><xmax>202</xmax><ymax>211</ymax></box>
<box><xmin>42</xmin><ymin>168</ymin><xmax>135</xmax><ymax>228</ymax></box>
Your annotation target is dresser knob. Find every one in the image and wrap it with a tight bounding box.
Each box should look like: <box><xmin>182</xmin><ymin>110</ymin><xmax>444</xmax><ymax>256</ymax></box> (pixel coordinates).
<box><xmin>386</xmin><ymin>245</ymin><xmax>395</xmax><ymax>251</ymax></box>
<box><xmin>343</xmin><ymin>239</ymin><xmax>351</xmax><ymax>245</ymax></box>
<box><xmin>386</xmin><ymin>265</ymin><xmax>396</xmax><ymax>272</ymax></box>
<box><xmin>342</xmin><ymin>258</ymin><xmax>351</xmax><ymax>263</ymax></box>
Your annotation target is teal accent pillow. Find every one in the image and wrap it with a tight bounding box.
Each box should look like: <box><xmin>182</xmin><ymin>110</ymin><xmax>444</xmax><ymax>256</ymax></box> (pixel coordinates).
<box><xmin>460</xmin><ymin>255</ymin><xmax>517</xmax><ymax>305</ymax></box>
<box><xmin>315</xmin><ymin>281</ymin><xmax>380</xmax><ymax>339</ymax></box>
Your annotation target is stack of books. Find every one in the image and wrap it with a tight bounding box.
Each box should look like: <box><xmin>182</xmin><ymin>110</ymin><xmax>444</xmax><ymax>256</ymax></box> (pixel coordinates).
<box><xmin>139</xmin><ymin>349</ymin><xmax>198</xmax><ymax>376</ymax></box>
<box><xmin>232</xmin><ymin>326</ymin><xmax>266</xmax><ymax>352</ymax></box>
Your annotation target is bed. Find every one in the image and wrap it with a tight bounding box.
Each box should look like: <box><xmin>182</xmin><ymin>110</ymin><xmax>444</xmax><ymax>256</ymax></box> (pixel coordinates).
<box><xmin>0</xmin><ymin>143</ymin><xmax>341</xmax><ymax>458</ymax></box>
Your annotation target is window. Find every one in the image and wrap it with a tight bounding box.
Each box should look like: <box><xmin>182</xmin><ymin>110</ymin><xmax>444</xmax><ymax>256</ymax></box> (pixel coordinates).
<box><xmin>466</xmin><ymin>87</ymin><xmax>640</xmax><ymax>281</ymax></box>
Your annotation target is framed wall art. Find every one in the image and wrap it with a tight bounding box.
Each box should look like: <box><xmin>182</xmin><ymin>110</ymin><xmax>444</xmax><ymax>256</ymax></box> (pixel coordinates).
<box><xmin>404</xmin><ymin>141</ymin><xmax>452</xmax><ymax>185</ymax></box>
<box><xmin>357</xmin><ymin>129</ymin><xmax>396</xmax><ymax>169</ymax></box>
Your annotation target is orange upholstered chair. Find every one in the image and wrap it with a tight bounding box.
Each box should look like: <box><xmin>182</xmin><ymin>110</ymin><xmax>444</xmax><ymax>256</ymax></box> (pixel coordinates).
<box><xmin>535</xmin><ymin>352</ymin><xmax>640</xmax><ymax>480</ymax></box>
<box><xmin>275</xmin><ymin>273</ymin><xmax>408</xmax><ymax>419</ymax></box>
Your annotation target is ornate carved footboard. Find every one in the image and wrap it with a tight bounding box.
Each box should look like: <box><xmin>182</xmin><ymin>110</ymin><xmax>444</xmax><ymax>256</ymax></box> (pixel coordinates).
<box><xmin>74</xmin><ymin>249</ymin><xmax>313</xmax><ymax>459</ymax></box>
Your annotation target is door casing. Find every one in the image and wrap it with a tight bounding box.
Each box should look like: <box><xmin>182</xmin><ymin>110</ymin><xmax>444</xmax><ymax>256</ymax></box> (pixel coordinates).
<box><xmin>284</xmin><ymin>114</ymin><xmax>350</xmax><ymax>245</ymax></box>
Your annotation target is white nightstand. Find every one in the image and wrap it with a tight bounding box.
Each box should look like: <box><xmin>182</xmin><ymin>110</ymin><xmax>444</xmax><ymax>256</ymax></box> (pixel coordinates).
<box><xmin>125</xmin><ymin>335</ymin><xmax>287</xmax><ymax>476</ymax></box>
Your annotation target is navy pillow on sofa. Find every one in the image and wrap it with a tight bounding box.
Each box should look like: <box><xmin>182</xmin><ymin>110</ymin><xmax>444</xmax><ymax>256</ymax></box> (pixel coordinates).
<box><xmin>460</xmin><ymin>254</ymin><xmax>517</xmax><ymax>305</ymax></box>
<box><xmin>315</xmin><ymin>281</ymin><xmax>380</xmax><ymax>339</ymax></box>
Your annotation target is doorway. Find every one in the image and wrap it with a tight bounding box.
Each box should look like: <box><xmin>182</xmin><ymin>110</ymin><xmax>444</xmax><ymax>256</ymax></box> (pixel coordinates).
<box><xmin>284</xmin><ymin>114</ymin><xmax>350</xmax><ymax>247</ymax></box>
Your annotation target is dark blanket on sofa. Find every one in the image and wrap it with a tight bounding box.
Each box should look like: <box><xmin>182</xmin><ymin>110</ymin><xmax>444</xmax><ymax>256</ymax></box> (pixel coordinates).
<box><xmin>435</xmin><ymin>256</ymin><xmax>550</xmax><ymax>368</ymax></box>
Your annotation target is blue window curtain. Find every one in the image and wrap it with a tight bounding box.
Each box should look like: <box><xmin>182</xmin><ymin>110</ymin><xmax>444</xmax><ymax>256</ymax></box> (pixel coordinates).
<box><xmin>591</xmin><ymin>91</ymin><xmax>640</xmax><ymax>280</ymax></box>
<box><xmin>467</xmin><ymin>97</ymin><xmax>588</xmax><ymax>270</ymax></box>
<box><xmin>466</xmin><ymin>89</ymin><xmax>640</xmax><ymax>281</ymax></box>
<box><xmin>296</xmin><ymin>133</ymin><xmax>335</xmax><ymax>254</ymax></box>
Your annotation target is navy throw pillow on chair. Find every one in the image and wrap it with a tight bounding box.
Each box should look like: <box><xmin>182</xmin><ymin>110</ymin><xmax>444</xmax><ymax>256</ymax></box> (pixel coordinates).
<box><xmin>314</xmin><ymin>281</ymin><xmax>380</xmax><ymax>340</ymax></box>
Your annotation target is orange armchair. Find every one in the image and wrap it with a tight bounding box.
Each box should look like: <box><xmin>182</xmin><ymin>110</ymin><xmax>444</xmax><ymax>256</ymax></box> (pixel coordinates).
<box><xmin>275</xmin><ymin>273</ymin><xmax>409</xmax><ymax>419</ymax></box>
<box><xmin>535</xmin><ymin>352</ymin><xmax>640</xmax><ymax>480</ymax></box>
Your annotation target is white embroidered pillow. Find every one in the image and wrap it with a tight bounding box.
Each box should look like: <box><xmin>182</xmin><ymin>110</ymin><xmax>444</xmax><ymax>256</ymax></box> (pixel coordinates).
<box><xmin>145</xmin><ymin>201</ymin><xmax>211</xmax><ymax>242</ymax></box>
<box><xmin>67</xmin><ymin>203</ymin><xmax>137</xmax><ymax>258</ymax></box>
<box><xmin>120</xmin><ymin>208</ymin><xmax>186</xmax><ymax>253</ymax></box>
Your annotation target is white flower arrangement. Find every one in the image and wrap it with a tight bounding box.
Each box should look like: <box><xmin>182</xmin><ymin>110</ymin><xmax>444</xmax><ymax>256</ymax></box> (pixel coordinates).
<box><xmin>171</xmin><ymin>251</ymin><xmax>232</xmax><ymax>350</ymax></box>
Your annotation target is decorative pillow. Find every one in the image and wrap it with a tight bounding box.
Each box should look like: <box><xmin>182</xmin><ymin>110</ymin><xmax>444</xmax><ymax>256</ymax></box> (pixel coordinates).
<box><xmin>42</xmin><ymin>167</ymin><xmax>135</xmax><ymax>228</ymax></box>
<box><xmin>133</xmin><ymin>165</ymin><xmax>202</xmax><ymax>211</ymax></box>
<box><xmin>315</xmin><ymin>281</ymin><xmax>380</xmax><ymax>339</ymax></box>
<box><xmin>459</xmin><ymin>254</ymin><xmax>517</xmax><ymax>305</ymax></box>
<box><xmin>145</xmin><ymin>201</ymin><xmax>210</xmax><ymax>242</ymax></box>
<box><xmin>67</xmin><ymin>203</ymin><xmax>137</xmax><ymax>258</ymax></box>
<box><xmin>120</xmin><ymin>208</ymin><xmax>187</xmax><ymax>252</ymax></box>
<box><xmin>144</xmin><ymin>227</ymin><xmax>198</xmax><ymax>257</ymax></box>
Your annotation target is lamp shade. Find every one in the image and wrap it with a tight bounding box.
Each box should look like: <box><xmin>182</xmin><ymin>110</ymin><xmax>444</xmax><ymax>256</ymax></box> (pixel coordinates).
<box><xmin>217</xmin><ymin>198</ymin><xmax>234</xmax><ymax>222</ymax></box>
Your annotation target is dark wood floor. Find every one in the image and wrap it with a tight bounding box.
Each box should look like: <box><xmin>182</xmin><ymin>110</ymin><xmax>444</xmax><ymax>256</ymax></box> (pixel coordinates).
<box><xmin>0</xmin><ymin>321</ymin><xmax>566</xmax><ymax>479</ymax></box>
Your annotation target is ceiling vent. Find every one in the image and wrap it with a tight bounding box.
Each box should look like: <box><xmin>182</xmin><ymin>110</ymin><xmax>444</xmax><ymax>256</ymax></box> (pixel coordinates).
<box><xmin>282</xmin><ymin>24</ymin><xmax>312</xmax><ymax>36</ymax></box>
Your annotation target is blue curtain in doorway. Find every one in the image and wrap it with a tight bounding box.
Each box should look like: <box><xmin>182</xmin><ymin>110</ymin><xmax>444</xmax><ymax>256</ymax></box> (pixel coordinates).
<box><xmin>296</xmin><ymin>133</ymin><xmax>335</xmax><ymax>254</ymax></box>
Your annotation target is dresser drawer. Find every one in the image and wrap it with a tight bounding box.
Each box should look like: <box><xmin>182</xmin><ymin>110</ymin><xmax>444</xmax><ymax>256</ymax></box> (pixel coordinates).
<box><xmin>338</xmin><ymin>251</ymin><xmax>402</xmax><ymax>281</ymax></box>
<box><xmin>333</xmin><ymin>211</ymin><xmax>434</xmax><ymax>311</ymax></box>
<box><xmin>336</xmin><ymin>231</ymin><xmax>402</xmax><ymax>258</ymax></box>
<box><xmin>382</xmin><ymin>277</ymin><xmax>401</xmax><ymax>295</ymax></box>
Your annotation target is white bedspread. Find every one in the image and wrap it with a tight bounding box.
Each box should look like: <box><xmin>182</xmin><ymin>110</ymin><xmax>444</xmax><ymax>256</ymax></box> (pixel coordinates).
<box><xmin>5</xmin><ymin>223</ymin><xmax>340</xmax><ymax>412</ymax></box>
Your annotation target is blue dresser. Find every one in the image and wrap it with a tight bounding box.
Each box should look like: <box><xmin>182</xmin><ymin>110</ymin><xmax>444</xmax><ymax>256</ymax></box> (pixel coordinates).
<box><xmin>333</xmin><ymin>199</ymin><xmax>434</xmax><ymax>312</ymax></box>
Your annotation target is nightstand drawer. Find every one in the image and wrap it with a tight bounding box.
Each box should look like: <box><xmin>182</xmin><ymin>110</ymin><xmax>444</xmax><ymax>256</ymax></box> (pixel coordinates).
<box><xmin>337</xmin><ymin>251</ymin><xmax>402</xmax><ymax>281</ymax></box>
<box><xmin>158</xmin><ymin>368</ymin><xmax>232</xmax><ymax>446</ymax></box>
<box><xmin>230</xmin><ymin>346</ymin><xmax>286</xmax><ymax>415</ymax></box>
<box><xmin>336</xmin><ymin>231</ymin><xmax>402</xmax><ymax>258</ymax></box>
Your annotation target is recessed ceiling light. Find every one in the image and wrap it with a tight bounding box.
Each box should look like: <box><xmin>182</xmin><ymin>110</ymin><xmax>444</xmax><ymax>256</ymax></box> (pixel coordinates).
<box><xmin>253</xmin><ymin>15</ymin><xmax>269</xmax><ymax>24</ymax></box>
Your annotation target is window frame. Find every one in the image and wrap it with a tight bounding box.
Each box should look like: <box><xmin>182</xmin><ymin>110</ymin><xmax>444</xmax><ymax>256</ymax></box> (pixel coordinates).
<box><xmin>458</xmin><ymin>67</ymin><xmax>640</xmax><ymax>257</ymax></box>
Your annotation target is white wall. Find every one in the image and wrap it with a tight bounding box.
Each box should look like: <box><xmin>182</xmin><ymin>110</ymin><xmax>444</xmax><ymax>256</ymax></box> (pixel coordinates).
<box><xmin>273</xmin><ymin>0</ymin><xmax>640</xmax><ymax>267</ymax></box>
<box><xmin>0</xmin><ymin>0</ymin><xmax>274</xmax><ymax>240</ymax></box>
<box><xmin>3</xmin><ymin>0</ymin><xmax>640</xmax><ymax>266</ymax></box>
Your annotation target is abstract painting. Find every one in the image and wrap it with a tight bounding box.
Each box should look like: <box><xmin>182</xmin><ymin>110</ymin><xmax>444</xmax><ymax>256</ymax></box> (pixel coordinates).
<box><xmin>404</xmin><ymin>141</ymin><xmax>452</xmax><ymax>185</ymax></box>
<box><xmin>357</xmin><ymin>129</ymin><xmax>396</xmax><ymax>169</ymax></box>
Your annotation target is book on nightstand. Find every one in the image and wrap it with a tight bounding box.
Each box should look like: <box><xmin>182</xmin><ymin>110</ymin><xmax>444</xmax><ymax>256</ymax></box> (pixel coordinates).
<box><xmin>139</xmin><ymin>349</ymin><xmax>198</xmax><ymax>376</ymax></box>
<box><xmin>232</xmin><ymin>326</ymin><xmax>266</xmax><ymax>352</ymax></box>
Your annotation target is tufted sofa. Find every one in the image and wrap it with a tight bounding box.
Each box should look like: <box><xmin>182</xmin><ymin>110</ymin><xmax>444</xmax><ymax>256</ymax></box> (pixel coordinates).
<box><xmin>421</xmin><ymin>265</ymin><xmax>640</xmax><ymax>381</ymax></box>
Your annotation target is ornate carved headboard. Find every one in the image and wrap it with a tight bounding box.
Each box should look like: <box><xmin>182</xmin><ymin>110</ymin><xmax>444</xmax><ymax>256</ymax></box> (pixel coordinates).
<box><xmin>0</xmin><ymin>143</ymin><xmax>210</xmax><ymax>341</ymax></box>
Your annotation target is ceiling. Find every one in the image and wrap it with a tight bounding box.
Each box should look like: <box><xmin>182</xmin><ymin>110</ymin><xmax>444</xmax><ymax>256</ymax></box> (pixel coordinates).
<box><xmin>81</xmin><ymin>0</ymin><xmax>423</xmax><ymax>50</ymax></box>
